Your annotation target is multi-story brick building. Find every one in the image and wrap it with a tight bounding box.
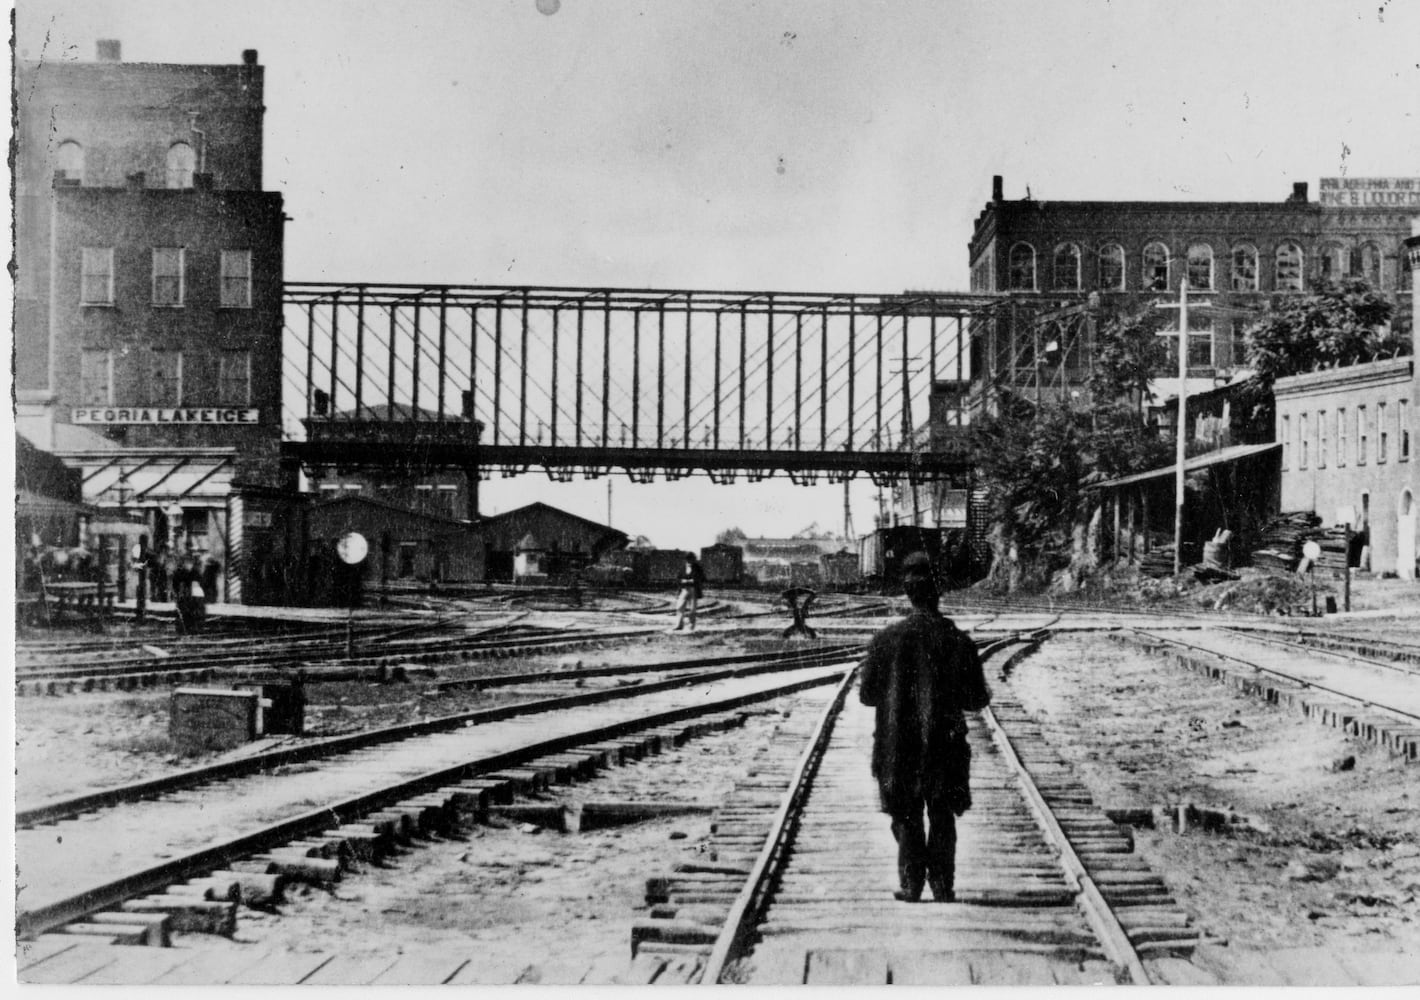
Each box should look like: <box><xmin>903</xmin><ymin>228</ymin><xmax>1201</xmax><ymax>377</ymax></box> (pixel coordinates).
<box><xmin>14</xmin><ymin>41</ymin><xmax>293</xmax><ymax>603</ymax></box>
<box><xmin>967</xmin><ymin>175</ymin><xmax>1416</xmax><ymax>413</ymax></box>
<box><xmin>1274</xmin><ymin>357</ymin><xmax>1416</xmax><ymax>580</ymax></box>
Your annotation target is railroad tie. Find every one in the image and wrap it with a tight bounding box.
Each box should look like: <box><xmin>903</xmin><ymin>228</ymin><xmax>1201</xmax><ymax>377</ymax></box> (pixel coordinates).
<box><xmin>71</xmin><ymin>911</ymin><xmax>171</xmax><ymax>947</ymax></box>
<box><xmin>251</xmin><ymin>850</ymin><xmax>343</xmax><ymax>883</ymax></box>
<box><xmin>120</xmin><ymin>896</ymin><xmax>237</xmax><ymax>937</ymax></box>
<box><xmin>208</xmin><ymin>869</ymin><xmax>287</xmax><ymax>906</ymax></box>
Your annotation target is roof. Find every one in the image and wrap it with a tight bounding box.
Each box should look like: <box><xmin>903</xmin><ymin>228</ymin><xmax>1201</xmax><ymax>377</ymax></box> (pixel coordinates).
<box><xmin>480</xmin><ymin>501</ymin><xmax>629</xmax><ymax>543</ymax></box>
<box><xmin>1088</xmin><ymin>442</ymin><xmax>1281</xmax><ymax>490</ymax></box>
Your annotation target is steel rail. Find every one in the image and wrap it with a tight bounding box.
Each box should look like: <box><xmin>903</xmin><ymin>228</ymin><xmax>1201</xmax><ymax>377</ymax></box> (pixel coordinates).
<box><xmin>1219</xmin><ymin>627</ymin><xmax>1420</xmax><ymax>677</ymax></box>
<box><xmin>1221</xmin><ymin>625</ymin><xmax>1420</xmax><ymax>668</ymax></box>
<box><xmin>1130</xmin><ymin>628</ymin><xmax>1420</xmax><ymax>726</ymax></box>
<box><xmin>15</xmin><ymin>647</ymin><xmax>859</xmax><ymax>829</ymax></box>
<box><xmin>16</xmin><ymin>662</ymin><xmax>852</xmax><ymax>941</ymax></box>
<box><xmin>978</xmin><ymin>641</ymin><xmax>1151</xmax><ymax>986</ymax></box>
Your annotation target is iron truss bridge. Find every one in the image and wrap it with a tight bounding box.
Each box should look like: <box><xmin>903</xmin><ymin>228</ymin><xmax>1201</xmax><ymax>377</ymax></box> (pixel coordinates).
<box><xmin>282</xmin><ymin>283</ymin><xmax>1002</xmax><ymax>484</ymax></box>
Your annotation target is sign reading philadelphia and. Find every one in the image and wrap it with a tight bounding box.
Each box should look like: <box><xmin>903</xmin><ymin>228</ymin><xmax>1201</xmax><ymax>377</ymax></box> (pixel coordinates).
<box><xmin>1318</xmin><ymin>177</ymin><xmax>1420</xmax><ymax>208</ymax></box>
<box><xmin>73</xmin><ymin>407</ymin><xmax>260</xmax><ymax>424</ymax></box>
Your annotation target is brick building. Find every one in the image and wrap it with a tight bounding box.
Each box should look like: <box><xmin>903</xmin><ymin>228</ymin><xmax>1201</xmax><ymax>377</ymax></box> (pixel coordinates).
<box><xmin>1274</xmin><ymin>356</ymin><xmax>1416</xmax><ymax>581</ymax></box>
<box><xmin>967</xmin><ymin>175</ymin><xmax>1416</xmax><ymax>414</ymax></box>
<box><xmin>13</xmin><ymin>42</ymin><xmax>294</xmax><ymax>603</ymax></box>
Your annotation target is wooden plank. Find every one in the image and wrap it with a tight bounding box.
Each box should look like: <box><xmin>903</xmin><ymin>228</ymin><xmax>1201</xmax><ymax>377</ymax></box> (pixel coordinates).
<box><xmin>887</xmin><ymin>951</ymin><xmax>974</xmax><ymax>985</ymax></box>
<box><xmin>1147</xmin><ymin>956</ymin><xmax>1220</xmax><ymax>986</ymax></box>
<box><xmin>18</xmin><ymin>944</ymin><xmax>120</xmax><ymax>984</ymax></box>
<box><xmin>445</xmin><ymin>951</ymin><xmax>538</xmax><ymax>984</ymax></box>
<box><xmin>803</xmin><ymin>949</ymin><xmax>890</xmax><ymax>985</ymax></box>
<box><xmin>15</xmin><ymin>936</ymin><xmax>79</xmax><ymax>971</ymax></box>
<box><xmin>968</xmin><ymin>951</ymin><xmax>1058</xmax><ymax>986</ymax></box>
<box><xmin>76</xmin><ymin>946</ymin><xmax>193</xmax><ymax>985</ymax></box>
<box><xmin>225</xmin><ymin>950</ymin><xmax>335</xmax><ymax>985</ymax></box>
<box><xmin>367</xmin><ymin>953</ymin><xmax>470</xmax><ymax>985</ymax></box>
<box><xmin>151</xmin><ymin>947</ymin><xmax>274</xmax><ymax>985</ymax></box>
<box><xmin>300</xmin><ymin>954</ymin><xmax>401</xmax><ymax>986</ymax></box>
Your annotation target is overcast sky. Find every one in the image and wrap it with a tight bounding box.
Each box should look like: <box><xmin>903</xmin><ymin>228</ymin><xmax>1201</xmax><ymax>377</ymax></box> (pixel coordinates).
<box><xmin>13</xmin><ymin>0</ymin><xmax>1420</xmax><ymax>549</ymax></box>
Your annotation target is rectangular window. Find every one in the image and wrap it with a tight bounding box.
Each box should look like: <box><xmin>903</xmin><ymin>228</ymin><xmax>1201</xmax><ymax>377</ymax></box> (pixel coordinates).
<box><xmin>1229</xmin><ymin>321</ymin><xmax>1250</xmax><ymax>368</ymax></box>
<box><xmin>1187</xmin><ymin>315</ymin><xmax>1214</xmax><ymax>368</ymax></box>
<box><xmin>1318</xmin><ymin>409</ymin><xmax>1327</xmax><ymax>468</ymax></box>
<box><xmin>81</xmin><ymin>248</ymin><xmax>114</xmax><ymax>305</ymax></box>
<box><xmin>318</xmin><ymin>484</ymin><xmax>341</xmax><ymax>497</ymax></box>
<box><xmin>218</xmin><ymin>351</ymin><xmax>252</xmax><ymax>406</ymax></box>
<box><xmin>1337</xmin><ymin>408</ymin><xmax>1346</xmax><ymax>467</ymax></box>
<box><xmin>1378</xmin><ymin>402</ymin><xmax>1388</xmax><ymax>463</ymax></box>
<box><xmin>220</xmin><ymin>250</ymin><xmax>252</xmax><ymax>308</ymax></box>
<box><xmin>148</xmin><ymin>350</ymin><xmax>183</xmax><ymax>406</ymax></box>
<box><xmin>152</xmin><ymin>248</ymin><xmax>185</xmax><ymax>306</ymax></box>
<box><xmin>1281</xmin><ymin>414</ymin><xmax>1290</xmax><ymax>470</ymax></box>
<box><xmin>398</xmin><ymin>543</ymin><xmax>418</xmax><ymax>578</ymax></box>
<box><xmin>1357</xmin><ymin>405</ymin><xmax>1367</xmax><ymax>465</ymax></box>
<box><xmin>80</xmin><ymin>349</ymin><xmax>112</xmax><ymax>406</ymax></box>
<box><xmin>437</xmin><ymin>485</ymin><xmax>458</xmax><ymax>519</ymax></box>
<box><xmin>1299</xmin><ymin>413</ymin><xmax>1308</xmax><ymax>469</ymax></box>
<box><xmin>1401</xmin><ymin>400</ymin><xmax>1411</xmax><ymax>461</ymax></box>
<box><xmin>341</xmin><ymin>484</ymin><xmax>363</xmax><ymax>494</ymax></box>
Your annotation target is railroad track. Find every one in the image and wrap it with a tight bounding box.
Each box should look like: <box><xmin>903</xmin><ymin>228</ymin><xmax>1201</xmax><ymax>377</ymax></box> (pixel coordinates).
<box><xmin>1222</xmin><ymin>625</ymin><xmax>1420</xmax><ymax>670</ymax></box>
<box><xmin>1113</xmin><ymin>629</ymin><xmax>1420</xmax><ymax>762</ymax></box>
<box><xmin>627</xmin><ymin>636</ymin><xmax>1202</xmax><ymax>986</ymax></box>
<box><xmin>16</xmin><ymin>652</ymin><xmax>859</xmax><ymax>949</ymax></box>
<box><xmin>14</xmin><ymin>622</ymin><xmax>668</xmax><ymax>695</ymax></box>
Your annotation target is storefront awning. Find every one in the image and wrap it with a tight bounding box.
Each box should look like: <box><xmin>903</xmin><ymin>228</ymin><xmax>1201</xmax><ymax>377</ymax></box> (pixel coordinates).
<box><xmin>1087</xmin><ymin>442</ymin><xmax>1281</xmax><ymax>491</ymax></box>
<box><xmin>79</xmin><ymin>455</ymin><xmax>235</xmax><ymax>506</ymax></box>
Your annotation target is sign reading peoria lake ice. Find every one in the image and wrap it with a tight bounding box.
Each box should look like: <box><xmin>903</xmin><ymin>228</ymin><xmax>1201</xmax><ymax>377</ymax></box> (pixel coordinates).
<box><xmin>72</xmin><ymin>407</ymin><xmax>260</xmax><ymax>424</ymax></box>
<box><xmin>1318</xmin><ymin>177</ymin><xmax>1420</xmax><ymax>208</ymax></box>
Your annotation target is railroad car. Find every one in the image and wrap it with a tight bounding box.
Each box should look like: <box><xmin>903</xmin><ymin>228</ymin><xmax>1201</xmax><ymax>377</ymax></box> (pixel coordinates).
<box><xmin>642</xmin><ymin>549</ymin><xmax>692</xmax><ymax>588</ymax></box>
<box><xmin>788</xmin><ymin>561</ymin><xmax>822</xmax><ymax>590</ymax></box>
<box><xmin>699</xmin><ymin>544</ymin><xmax>744</xmax><ymax>586</ymax></box>
<box><xmin>820</xmin><ymin>549</ymin><xmax>861</xmax><ymax>591</ymax></box>
<box><xmin>859</xmin><ymin>526</ymin><xmax>946</xmax><ymax>592</ymax></box>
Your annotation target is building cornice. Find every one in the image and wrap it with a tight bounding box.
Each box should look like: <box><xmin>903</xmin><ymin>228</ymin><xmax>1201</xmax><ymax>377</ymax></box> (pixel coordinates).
<box><xmin>1274</xmin><ymin>356</ymin><xmax>1414</xmax><ymax>397</ymax></box>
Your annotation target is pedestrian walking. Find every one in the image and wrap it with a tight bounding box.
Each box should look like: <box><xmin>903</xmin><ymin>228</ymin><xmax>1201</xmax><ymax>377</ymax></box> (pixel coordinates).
<box><xmin>858</xmin><ymin>551</ymin><xmax>990</xmax><ymax>903</ymax></box>
<box><xmin>668</xmin><ymin>554</ymin><xmax>705</xmax><ymax>632</ymax></box>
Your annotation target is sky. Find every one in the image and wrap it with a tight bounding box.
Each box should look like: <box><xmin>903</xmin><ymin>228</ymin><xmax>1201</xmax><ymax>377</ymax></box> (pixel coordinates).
<box><xmin>11</xmin><ymin>0</ymin><xmax>1420</xmax><ymax>549</ymax></box>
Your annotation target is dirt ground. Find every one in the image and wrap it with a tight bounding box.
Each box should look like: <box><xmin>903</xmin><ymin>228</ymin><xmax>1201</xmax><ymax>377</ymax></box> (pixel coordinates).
<box><xmin>11</xmin><ymin>631</ymin><xmax>782</xmax><ymax>805</ymax></box>
<box><xmin>1008</xmin><ymin>632</ymin><xmax>1420</xmax><ymax>958</ymax></box>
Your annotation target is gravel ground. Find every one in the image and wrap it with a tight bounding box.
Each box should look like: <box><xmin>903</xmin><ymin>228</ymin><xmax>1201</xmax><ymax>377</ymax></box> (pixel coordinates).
<box><xmin>1007</xmin><ymin>632</ymin><xmax>1420</xmax><ymax>960</ymax></box>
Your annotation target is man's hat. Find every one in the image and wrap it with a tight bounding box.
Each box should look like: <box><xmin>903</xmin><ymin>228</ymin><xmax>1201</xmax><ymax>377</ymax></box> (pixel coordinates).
<box><xmin>901</xmin><ymin>551</ymin><xmax>933</xmax><ymax>575</ymax></box>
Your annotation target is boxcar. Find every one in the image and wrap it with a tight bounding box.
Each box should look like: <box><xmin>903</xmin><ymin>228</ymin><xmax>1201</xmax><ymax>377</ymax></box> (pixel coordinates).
<box><xmin>820</xmin><ymin>550</ymin><xmax>860</xmax><ymax>591</ymax></box>
<box><xmin>860</xmin><ymin>526</ymin><xmax>977</xmax><ymax>592</ymax></box>
<box><xmin>643</xmin><ymin>549</ymin><xmax>691</xmax><ymax>587</ymax></box>
<box><xmin>699</xmin><ymin>544</ymin><xmax>744</xmax><ymax>586</ymax></box>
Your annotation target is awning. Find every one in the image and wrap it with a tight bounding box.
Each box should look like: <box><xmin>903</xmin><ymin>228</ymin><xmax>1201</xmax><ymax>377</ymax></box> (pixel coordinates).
<box><xmin>79</xmin><ymin>456</ymin><xmax>235</xmax><ymax>506</ymax></box>
<box><xmin>1088</xmin><ymin>442</ymin><xmax>1281</xmax><ymax>490</ymax></box>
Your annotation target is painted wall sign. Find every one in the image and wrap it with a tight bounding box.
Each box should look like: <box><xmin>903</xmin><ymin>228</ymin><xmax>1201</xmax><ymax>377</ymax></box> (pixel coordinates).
<box><xmin>73</xmin><ymin>407</ymin><xmax>260</xmax><ymax>425</ymax></box>
<box><xmin>1318</xmin><ymin>177</ymin><xmax>1420</xmax><ymax>208</ymax></box>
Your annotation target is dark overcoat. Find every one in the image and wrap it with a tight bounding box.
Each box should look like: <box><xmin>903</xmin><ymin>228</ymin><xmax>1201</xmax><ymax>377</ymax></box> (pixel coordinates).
<box><xmin>858</xmin><ymin>608</ymin><xmax>991</xmax><ymax>816</ymax></box>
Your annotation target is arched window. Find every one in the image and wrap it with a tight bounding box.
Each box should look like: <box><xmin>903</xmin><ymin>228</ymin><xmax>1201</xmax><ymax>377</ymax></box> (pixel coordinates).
<box><xmin>1142</xmin><ymin>242</ymin><xmax>1170</xmax><ymax>291</ymax></box>
<box><xmin>1275</xmin><ymin>241</ymin><xmax>1304</xmax><ymax>291</ymax></box>
<box><xmin>1355</xmin><ymin>243</ymin><xmax>1382</xmax><ymax>287</ymax></box>
<box><xmin>1318</xmin><ymin>243</ymin><xmax>1348</xmax><ymax>284</ymax></box>
<box><xmin>1097</xmin><ymin>243</ymin><xmax>1125</xmax><ymax>290</ymax></box>
<box><xmin>56</xmin><ymin>141</ymin><xmax>84</xmax><ymax>183</ymax></box>
<box><xmin>166</xmin><ymin>142</ymin><xmax>196</xmax><ymax>189</ymax></box>
<box><xmin>1052</xmin><ymin>243</ymin><xmax>1081</xmax><ymax>291</ymax></box>
<box><xmin>1007</xmin><ymin>243</ymin><xmax>1036</xmax><ymax>291</ymax></box>
<box><xmin>1231</xmin><ymin>244</ymin><xmax>1259</xmax><ymax>291</ymax></box>
<box><xmin>1186</xmin><ymin>243</ymin><xmax>1214</xmax><ymax>291</ymax></box>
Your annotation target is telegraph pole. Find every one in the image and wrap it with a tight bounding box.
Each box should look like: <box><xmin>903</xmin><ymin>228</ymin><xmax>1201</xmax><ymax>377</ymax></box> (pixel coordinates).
<box><xmin>1157</xmin><ymin>279</ymin><xmax>1207</xmax><ymax>576</ymax></box>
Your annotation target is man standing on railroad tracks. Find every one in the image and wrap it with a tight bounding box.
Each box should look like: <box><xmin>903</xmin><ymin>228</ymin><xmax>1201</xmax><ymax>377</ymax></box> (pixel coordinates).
<box><xmin>858</xmin><ymin>551</ymin><xmax>990</xmax><ymax>903</ymax></box>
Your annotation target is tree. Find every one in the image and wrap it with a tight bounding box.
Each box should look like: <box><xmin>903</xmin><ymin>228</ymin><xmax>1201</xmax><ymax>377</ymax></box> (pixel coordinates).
<box><xmin>1244</xmin><ymin>279</ymin><xmax>1398</xmax><ymax>388</ymax></box>
<box><xmin>715</xmin><ymin>526</ymin><xmax>747</xmax><ymax>545</ymax></box>
<box><xmin>1087</xmin><ymin>307</ymin><xmax>1170</xmax><ymax>415</ymax></box>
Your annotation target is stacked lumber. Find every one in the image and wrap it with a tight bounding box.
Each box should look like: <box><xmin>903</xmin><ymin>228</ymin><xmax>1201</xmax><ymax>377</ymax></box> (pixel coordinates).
<box><xmin>1250</xmin><ymin>511</ymin><xmax>1321</xmax><ymax>573</ymax></box>
<box><xmin>1139</xmin><ymin>545</ymin><xmax>1177</xmax><ymax>578</ymax></box>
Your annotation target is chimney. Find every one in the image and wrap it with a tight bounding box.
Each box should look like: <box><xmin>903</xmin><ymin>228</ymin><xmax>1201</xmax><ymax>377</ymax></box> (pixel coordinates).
<box><xmin>1290</xmin><ymin>181</ymin><xmax>1309</xmax><ymax>203</ymax></box>
<box><xmin>126</xmin><ymin>172</ymin><xmax>146</xmax><ymax>190</ymax></box>
<box><xmin>242</xmin><ymin>49</ymin><xmax>258</xmax><ymax>65</ymax></box>
<box><xmin>992</xmin><ymin>175</ymin><xmax>1003</xmax><ymax>202</ymax></box>
<box><xmin>96</xmin><ymin>39</ymin><xmax>121</xmax><ymax>61</ymax></box>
